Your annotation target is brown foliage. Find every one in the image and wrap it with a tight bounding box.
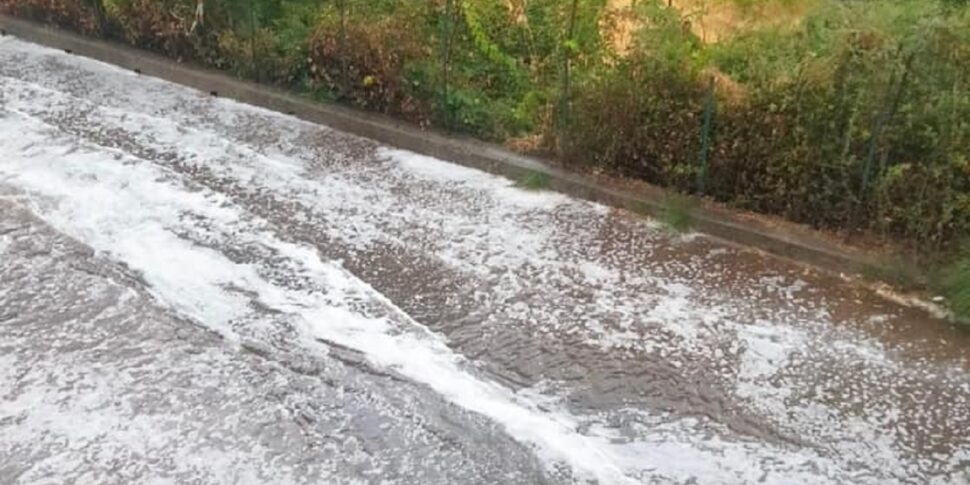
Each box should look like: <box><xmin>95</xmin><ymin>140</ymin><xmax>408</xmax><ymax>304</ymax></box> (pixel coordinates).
<box><xmin>110</xmin><ymin>0</ymin><xmax>196</xmax><ymax>59</ymax></box>
<box><xmin>566</xmin><ymin>66</ymin><xmax>704</xmax><ymax>189</ymax></box>
<box><xmin>0</xmin><ymin>0</ymin><xmax>100</xmax><ymax>34</ymax></box>
<box><xmin>308</xmin><ymin>13</ymin><xmax>432</xmax><ymax>124</ymax></box>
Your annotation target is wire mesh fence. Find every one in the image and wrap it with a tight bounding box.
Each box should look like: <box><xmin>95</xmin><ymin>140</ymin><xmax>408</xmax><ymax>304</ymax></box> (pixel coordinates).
<box><xmin>4</xmin><ymin>0</ymin><xmax>966</xmax><ymax>246</ymax></box>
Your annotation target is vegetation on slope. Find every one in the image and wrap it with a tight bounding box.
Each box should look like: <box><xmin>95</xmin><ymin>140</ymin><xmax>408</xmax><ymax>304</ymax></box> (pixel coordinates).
<box><xmin>3</xmin><ymin>0</ymin><xmax>968</xmax><ymax>318</ymax></box>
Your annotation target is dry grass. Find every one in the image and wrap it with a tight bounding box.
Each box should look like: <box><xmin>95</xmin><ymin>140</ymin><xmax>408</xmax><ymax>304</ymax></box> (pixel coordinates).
<box><xmin>603</xmin><ymin>0</ymin><xmax>816</xmax><ymax>51</ymax></box>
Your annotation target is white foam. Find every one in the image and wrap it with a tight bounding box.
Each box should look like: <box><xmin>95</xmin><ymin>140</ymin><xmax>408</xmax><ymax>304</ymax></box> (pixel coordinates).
<box><xmin>0</xmin><ymin>105</ymin><xmax>638</xmax><ymax>484</ymax></box>
<box><xmin>392</xmin><ymin>149</ymin><xmax>497</xmax><ymax>184</ymax></box>
<box><xmin>0</xmin><ymin>89</ymin><xmax>871</xmax><ymax>485</ymax></box>
<box><xmin>3</xmin><ymin>37</ymin><xmax>969</xmax><ymax>483</ymax></box>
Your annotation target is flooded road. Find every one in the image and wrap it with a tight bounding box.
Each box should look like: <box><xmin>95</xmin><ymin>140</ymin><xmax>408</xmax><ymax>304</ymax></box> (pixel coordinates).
<box><xmin>1</xmin><ymin>37</ymin><xmax>969</xmax><ymax>484</ymax></box>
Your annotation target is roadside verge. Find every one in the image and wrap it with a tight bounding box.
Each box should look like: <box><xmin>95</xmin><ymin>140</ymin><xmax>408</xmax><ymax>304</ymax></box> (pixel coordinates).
<box><xmin>0</xmin><ymin>14</ymin><xmax>877</xmax><ymax>276</ymax></box>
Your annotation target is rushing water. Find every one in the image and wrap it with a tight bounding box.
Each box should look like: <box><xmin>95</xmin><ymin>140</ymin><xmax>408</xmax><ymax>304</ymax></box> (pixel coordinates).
<box><xmin>1</xmin><ymin>36</ymin><xmax>969</xmax><ymax>484</ymax></box>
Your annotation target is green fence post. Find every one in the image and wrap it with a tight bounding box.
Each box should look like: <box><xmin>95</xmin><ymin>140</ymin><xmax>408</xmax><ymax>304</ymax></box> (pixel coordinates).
<box><xmin>855</xmin><ymin>47</ymin><xmax>914</xmax><ymax>231</ymax></box>
<box><xmin>338</xmin><ymin>0</ymin><xmax>349</xmax><ymax>97</ymax></box>
<box><xmin>438</xmin><ymin>0</ymin><xmax>456</xmax><ymax>131</ymax></box>
<box><xmin>248</xmin><ymin>0</ymin><xmax>259</xmax><ymax>82</ymax></box>
<box><xmin>558</xmin><ymin>0</ymin><xmax>579</xmax><ymax>157</ymax></box>
<box><xmin>89</xmin><ymin>0</ymin><xmax>106</xmax><ymax>34</ymax></box>
<box><xmin>696</xmin><ymin>76</ymin><xmax>716</xmax><ymax>196</ymax></box>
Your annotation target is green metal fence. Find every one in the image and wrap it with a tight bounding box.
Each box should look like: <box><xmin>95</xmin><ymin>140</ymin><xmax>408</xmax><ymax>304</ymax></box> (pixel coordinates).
<box><xmin>13</xmin><ymin>0</ymin><xmax>965</xmax><ymax>245</ymax></box>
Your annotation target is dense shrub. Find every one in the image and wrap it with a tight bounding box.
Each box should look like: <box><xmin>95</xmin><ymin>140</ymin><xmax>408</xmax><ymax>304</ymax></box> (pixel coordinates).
<box><xmin>105</xmin><ymin>0</ymin><xmax>201</xmax><ymax>59</ymax></box>
<box><xmin>306</xmin><ymin>1</ymin><xmax>435</xmax><ymax>123</ymax></box>
<box><xmin>7</xmin><ymin>0</ymin><xmax>969</xmax><ymax>250</ymax></box>
<box><xmin>567</xmin><ymin>0</ymin><xmax>970</xmax><ymax>247</ymax></box>
<box><xmin>0</xmin><ymin>0</ymin><xmax>101</xmax><ymax>34</ymax></box>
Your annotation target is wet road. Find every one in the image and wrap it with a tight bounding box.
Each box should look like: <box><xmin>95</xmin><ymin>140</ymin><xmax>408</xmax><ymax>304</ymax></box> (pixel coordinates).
<box><xmin>1</xmin><ymin>37</ymin><xmax>969</xmax><ymax>484</ymax></box>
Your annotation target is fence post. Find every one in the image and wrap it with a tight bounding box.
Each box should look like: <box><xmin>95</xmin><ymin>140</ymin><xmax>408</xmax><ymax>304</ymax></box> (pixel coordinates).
<box><xmin>338</xmin><ymin>0</ymin><xmax>349</xmax><ymax>97</ymax></box>
<box><xmin>854</xmin><ymin>47</ymin><xmax>914</xmax><ymax>231</ymax></box>
<box><xmin>438</xmin><ymin>0</ymin><xmax>457</xmax><ymax>130</ymax></box>
<box><xmin>89</xmin><ymin>0</ymin><xmax>106</xmax><ymax>34</ymax></box>
<box><xmin>248</xmin><ymin>0</ymin><xmax>259</xmax><ymax>82</ymax></box>
<box><xmin>558</xmin><ymin>0</ymin><xmax>579</xmax><ymax>156</ymax></box>
<box><xmin>696</xmin><ymin>76</ymin><xmax>716</xmax><ymax>196</ymax></box>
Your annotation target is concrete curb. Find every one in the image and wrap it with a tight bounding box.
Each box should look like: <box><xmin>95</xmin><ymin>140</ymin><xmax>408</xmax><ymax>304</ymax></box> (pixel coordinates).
<box><xmin>0</xmin><ymin>15</ymin><xmax>875</xmax><ymax>275</ymax></box>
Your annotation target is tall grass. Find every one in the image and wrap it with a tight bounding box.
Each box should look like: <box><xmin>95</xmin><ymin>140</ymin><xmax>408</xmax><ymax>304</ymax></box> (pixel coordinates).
<box><xmin>516</xmin><ymin>170</ymin><xmax>552</xmax><ymax>190</ymax></box>
<box><xmin>941</xmin><ymin>254</ymin><xmax>970</xmax><ymax>323</ymax></box>
<box><xmin>659</xmin><ymin>193</ymin><xmax>696</xmax><ymax>233</ymax></box>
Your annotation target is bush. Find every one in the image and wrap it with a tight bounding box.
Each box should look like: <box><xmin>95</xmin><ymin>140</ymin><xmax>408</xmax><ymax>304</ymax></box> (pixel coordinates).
<box><xmin>307</xmin><ymin>1</ymin><xmax>435</xmax><ymax>122</ymax></box>
<box><xmin>0</xmin><ymin>0</ymin><xmax>101</xmax><ymax>34</ymax></box>
<box><xmin>568</xmin><ymin>0</ymin><xmax>970</xmax><ymax>248</ymax></box>
<box><xmin>8</xmin><ymin>0</ymin><xmax>969</xmax><ymax>253</ymax></box>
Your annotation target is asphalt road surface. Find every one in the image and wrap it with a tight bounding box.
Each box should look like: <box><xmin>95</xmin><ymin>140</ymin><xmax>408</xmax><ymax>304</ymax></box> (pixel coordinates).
<box><xmin>2</xmin><ymin>37</ymin><xmax>969</xmax><ymax>484</ymax></box>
